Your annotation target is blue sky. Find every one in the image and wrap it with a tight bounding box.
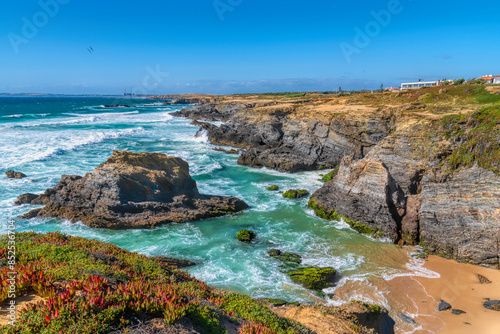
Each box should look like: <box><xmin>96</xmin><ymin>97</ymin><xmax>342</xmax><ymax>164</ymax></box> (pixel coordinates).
<box><xmin>1</xmin><ymin>0</ymin><xmax>499</xmax><ymax>94</ymax></box>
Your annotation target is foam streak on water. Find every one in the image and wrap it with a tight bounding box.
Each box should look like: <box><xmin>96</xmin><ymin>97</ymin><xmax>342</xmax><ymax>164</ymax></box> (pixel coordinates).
<box><xmin>0</xmin><ymin>96</ymin><xmax>428</xmax><ymax>318</ymax></box>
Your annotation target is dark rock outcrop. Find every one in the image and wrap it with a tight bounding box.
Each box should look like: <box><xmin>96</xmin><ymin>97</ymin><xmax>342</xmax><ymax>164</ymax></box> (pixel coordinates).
<box><xmin>171</xmin><ymin>103</ymin><xmax>250</xmax><ymax>122</ymax></box>
<box><xmin>6</xmin><ymin>170</ymin><xmax>26</xmax><ymax>179</ymax></box>
<box><xmin>15</xmin><ymin>193</ymin><xmax>39</xmax><ymax>205</ymax></box>
<box><xmin>175</xmin><ymin>103</ymin><xmax>393</xmax><ymax>172</ymax></box>
<box><xmin>21</xmin><ymin>151</ymin><xmax>248</xmax><ymax>229</ymax></box>
<box><xmin>152</xmin><ymin>256</ymin><xmax>197</xmax><ymax>269</ymax></box>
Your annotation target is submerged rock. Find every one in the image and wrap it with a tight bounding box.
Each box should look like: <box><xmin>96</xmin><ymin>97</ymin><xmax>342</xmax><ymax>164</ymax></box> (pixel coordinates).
<box><xmin>6</xmin><ymin>170</ymin><xmax>26</xmax><ymax>179</ymax></box>
<box><xmin>269</xmin><ymin>251</ymin><xmax>302</xmax><ymax>265</ymax></box>
<box><xmin>21</xmin><ymin>151</ymin><xmax>248</xmax><ymax>229</ymax></box>
<box><xmin>451</xmin><ymin>309</ymin><xmax>466</xmax><ymax>315</ymax></box>
<box><xmin>267</xmin><ymin>249</ymin><xmax>281</xmax><ymax>257</ymax></box>
<box><xmin>236</xmin><ymin>230</ymin><xmax>255</xmax><ymax>243</ymax></box>
<box><xmin>287</xmin><ymin>267</ymin><xmax>336</xmax><ymax>290</ymax></box>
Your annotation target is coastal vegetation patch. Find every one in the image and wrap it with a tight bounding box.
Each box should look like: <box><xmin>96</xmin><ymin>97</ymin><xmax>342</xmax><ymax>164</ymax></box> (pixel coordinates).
<box><xmin>0</xmin><ymin>232</ymin><xmax>312</xmax><ymax>334</ymax></box>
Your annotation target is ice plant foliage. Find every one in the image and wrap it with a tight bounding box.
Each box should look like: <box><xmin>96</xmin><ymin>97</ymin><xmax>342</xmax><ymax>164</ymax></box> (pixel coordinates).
<box><xmin>0</xmin><ymin>232</ymin><xmax>310</xmax><ymax>334</ymax></box>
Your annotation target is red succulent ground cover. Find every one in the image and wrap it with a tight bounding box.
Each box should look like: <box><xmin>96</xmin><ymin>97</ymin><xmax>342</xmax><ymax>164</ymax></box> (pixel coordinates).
<box><xmin>0</xmin><ymin>232</ymin><xmax>310</xmax><ymax>334</ymax></box>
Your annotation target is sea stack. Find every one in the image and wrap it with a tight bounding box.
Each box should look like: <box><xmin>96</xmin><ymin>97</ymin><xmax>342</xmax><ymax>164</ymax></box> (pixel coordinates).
<box><xmin>21</xmin><ymin>151</ymin><xmax>248</xmax><ymax>229</ymax></box>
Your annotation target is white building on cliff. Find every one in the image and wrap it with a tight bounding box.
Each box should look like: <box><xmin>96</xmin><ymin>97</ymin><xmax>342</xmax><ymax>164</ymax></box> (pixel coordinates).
<box><xmin>400</xmin><ymin>79</ymin><xmax>441</xmax><ymax>90</ymax></box>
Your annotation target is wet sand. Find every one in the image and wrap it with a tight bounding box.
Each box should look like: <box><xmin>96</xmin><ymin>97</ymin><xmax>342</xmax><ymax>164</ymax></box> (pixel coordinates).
<box><xmin>332</xmin><ymin>251</ymin><xmax>500</xmax><ymax>333</ymax></box>
<box><xmin>412</xmin><ymin>256</ymin><xmax>500</xmax><ymax>334</ymax></box>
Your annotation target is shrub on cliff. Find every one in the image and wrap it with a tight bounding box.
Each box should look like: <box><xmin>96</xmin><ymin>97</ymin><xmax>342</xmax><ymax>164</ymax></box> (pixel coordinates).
<box><xmin>441</xmin><ymin>105</ymin><xmax>500</xmax><ymax>174</ymax></box>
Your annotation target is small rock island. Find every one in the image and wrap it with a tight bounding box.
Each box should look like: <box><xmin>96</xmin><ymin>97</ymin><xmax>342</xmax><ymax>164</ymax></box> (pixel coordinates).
<box><xmin>20</xmin><ymin>150</ymin><xmax>248</xmax><ymax>229</ymax></box>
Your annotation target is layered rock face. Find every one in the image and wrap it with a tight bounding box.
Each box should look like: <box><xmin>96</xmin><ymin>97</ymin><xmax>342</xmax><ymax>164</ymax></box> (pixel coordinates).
<box><xmin>21</xmin><ymin>151</ymin><xmax>248</xmax><ymax>229</ymax></box>
<box><xmin>310</xmin><ymin>124</ymin><xmax>500</xmax><ymax>267</ymax></box>
<box><xmin>176</xmin><ymin>103</ymin><xmax>393</xmax><ymax>172</ymax></box>
<box><xmin>419</xmin><ymin>167</ymin><xmax>500</xmax><ymax>267</ymax></box>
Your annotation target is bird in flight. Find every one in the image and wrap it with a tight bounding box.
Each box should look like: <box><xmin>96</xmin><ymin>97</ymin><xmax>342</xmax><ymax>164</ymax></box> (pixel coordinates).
<box><xmin>88</xmin><ymin>46</ymin><xmax>94</xmax><ymax>53</ymax></box>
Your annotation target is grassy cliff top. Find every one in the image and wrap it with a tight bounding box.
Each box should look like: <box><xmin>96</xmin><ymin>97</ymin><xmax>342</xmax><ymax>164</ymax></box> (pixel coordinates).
<box><xmin>0</xmin><ymin>232</ymin><xmax>375</xmax><ymax>334</ymax></box>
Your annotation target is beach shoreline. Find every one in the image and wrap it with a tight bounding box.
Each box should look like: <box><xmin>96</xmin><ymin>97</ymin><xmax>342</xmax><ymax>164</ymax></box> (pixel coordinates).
<box><xmin>412</xmin><ymin>255</ymin><xmax>500</xmax><ymax>334</ymax></box>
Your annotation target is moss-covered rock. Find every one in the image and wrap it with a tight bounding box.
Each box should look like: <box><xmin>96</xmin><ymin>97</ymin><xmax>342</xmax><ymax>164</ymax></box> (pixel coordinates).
<box><xmin>308</xmin><ymin>198</ymin><xmax>380</xmax><ymax>237</ymax></box>
<box><xmin>318</xmin><ymin>166</ymin><xmax>339</xmax><ymax>182</ymax></box>
<box><xmin>282</xmin><ymin>189</ymin><xmax>310</xmax><ymax>199</ymax></box>
<box><xmin>267</xmin><ymin>185</ymin><xmax>279</xmax><ymax>191</ymax></box>
<box><xmin>237</xmin><ymin>230</ymin><xmax>255</xmax><ymax>243</ymax></box>
<box><xmin>287</xmin><ymin>267</ymin><xmax>336</xmax><ymax>290</ymax></box>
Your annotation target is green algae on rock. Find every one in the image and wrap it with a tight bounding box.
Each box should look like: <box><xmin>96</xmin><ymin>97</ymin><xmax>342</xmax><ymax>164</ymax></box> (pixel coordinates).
<box><xmin>237</xmin><ymin>230</ymin><xmax>255</xmax><ymax>243</ymax></box>
<box><xmin>282</xmin><ymin>189</ymin><xmax>310</xmax><ymax>199</ymax></box>
<box><xmin>267</xmin><ymin>185</ymin><xmax>279</xmax><ymax>191</ymax></box>
<box><xmin>287</xmin><ymin>267</ymin><xmax>336</xmax><ymax>291</ymax></box>
<box><xmin>319</xmin><ymin>166</ymin><xmax>339</xmax><ymax>182</ymax></box>
<box><xmin>307</xmin><ymin>198</ymin><xmax>380</xmax><ymax>237</ymax></box>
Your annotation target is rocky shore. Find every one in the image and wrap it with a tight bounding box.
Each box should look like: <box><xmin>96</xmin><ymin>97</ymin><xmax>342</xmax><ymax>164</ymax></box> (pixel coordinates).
<box><xmin>173</xmin><ymin>86</ymin><xmax>500</xmax><ymax>267</ymax></box>
<box><xmin>19</xmin><ymin>150</ymin><xmax>248</xmax><ymax>229</ymax></box>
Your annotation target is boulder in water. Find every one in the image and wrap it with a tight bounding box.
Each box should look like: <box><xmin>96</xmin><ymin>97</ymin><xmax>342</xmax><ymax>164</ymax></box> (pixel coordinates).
<box><xmin>6</xmin><ymin>170</ymin><xmax>26</xmax><ymax>179</ymax></box>
<box><xmin>15</xmin><ymin>193</ymin><xmax>39</xmax><ymax>205</ymax></box>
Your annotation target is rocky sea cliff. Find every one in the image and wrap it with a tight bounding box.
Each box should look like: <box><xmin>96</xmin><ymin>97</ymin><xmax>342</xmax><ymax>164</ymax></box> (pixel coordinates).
<box><xmin>174</xmin><ymin>85</ymin><xmax>500</xmax><ymax>268</ymax></box>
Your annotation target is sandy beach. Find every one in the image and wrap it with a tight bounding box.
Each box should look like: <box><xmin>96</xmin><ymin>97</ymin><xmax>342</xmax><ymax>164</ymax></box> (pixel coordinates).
<box><xmin>411</xmin><ymin>256</ymin><xmax>500</xmax><ymax>334</ymax></box>
<box><xmin>331</xmin><ymin>250</ymin><xmax>500</xmax><ymax>334</ymax></box>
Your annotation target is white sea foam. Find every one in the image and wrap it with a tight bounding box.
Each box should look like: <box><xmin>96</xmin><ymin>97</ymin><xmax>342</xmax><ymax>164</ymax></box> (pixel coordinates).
<box><xmin>302</xmin><ymin>253</ymin><xmax>365</xmax><ymax>272</ymax></box>
<box><xmin>382</xmin><ymin>255</ymin><xmax>440</xmax><ymax>280</ymax></box>
<box><xmin>15</xmin><ymin>116</ymin><xmax>99</xmax><ymax>128</ymax></box>
<box><xmin>0</xmin><ymin>127</ymin><xmax>144</xmax><ymax>168</ymax></box>
<box><xmin>173</xmin><ymin>129</ymin><xmax>209</xmax><ymax>143</ymax></box>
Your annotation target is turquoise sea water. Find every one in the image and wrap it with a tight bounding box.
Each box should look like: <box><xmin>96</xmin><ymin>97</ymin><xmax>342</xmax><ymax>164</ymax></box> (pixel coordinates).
<box><xmin>0</xmin><ymin>97</ymin><xmax>436</xmax><ymax>323</ymax></box>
